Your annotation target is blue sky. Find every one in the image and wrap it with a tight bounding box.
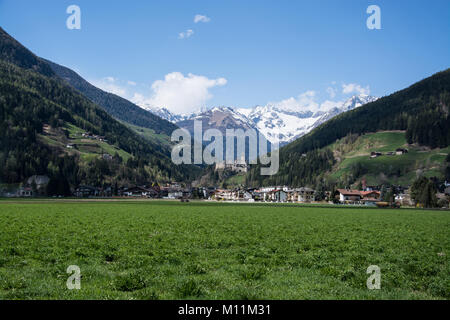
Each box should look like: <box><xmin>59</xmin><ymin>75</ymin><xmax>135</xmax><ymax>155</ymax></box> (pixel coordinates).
<box><xmin>0</xmin><ymin>0</ymin><xmax>449</xmax><ymax>114</ymax></box>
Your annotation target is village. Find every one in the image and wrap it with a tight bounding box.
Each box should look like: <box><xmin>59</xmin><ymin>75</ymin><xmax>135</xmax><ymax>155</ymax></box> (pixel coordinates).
<box><xmin>4</xmin><ymin>174</ymin><xmax>450</xmax><ymax>208</ymax></box>
<box><xmin>6</xmin><ymin>127</ymin><xmax>444</xmax><ymax>208</ymax></box>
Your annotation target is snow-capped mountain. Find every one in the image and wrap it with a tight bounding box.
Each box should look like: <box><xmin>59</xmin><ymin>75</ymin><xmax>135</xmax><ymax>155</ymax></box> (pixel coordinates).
<box><xmin>176</xmin><ymin>106</ymin><xmax>259</xmax><ymax>135</ymax></box>
<box><xmin>172</xmin><ymin>106</ymin><xmax>266</xmax><ymax>163</ymax></box>
<box><xmin>139</xmin><ymin>104</ymin><xmax>186</xmax><ymax>123</ymax></box>
<box><xmin>237</xmin><ymin>105</ymin><xmax>320</xmax><ymax>144</ymax></box>
<box><xmin>241</xmin><ymin>94</ymin><xmax>378</xmax><ymax>144</ymax></box>
<box><xmin>141</xmin><ymin>94</ymin><xmax>377</xmax><ymax>146</ymax></box>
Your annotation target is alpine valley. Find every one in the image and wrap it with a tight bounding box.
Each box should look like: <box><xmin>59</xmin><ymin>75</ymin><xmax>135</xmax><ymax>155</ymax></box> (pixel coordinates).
<box><xmin>0</xmin><ymin>25</ymin><xmax>449</xmax><ymax>195</ymax></box>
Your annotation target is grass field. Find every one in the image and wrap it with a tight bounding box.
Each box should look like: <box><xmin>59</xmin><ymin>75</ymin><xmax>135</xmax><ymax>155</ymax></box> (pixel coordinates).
<box><xmin>0</xmin><ymin>200</ymin><xmax>448</xmax><ymax>300</ymax></box>
<box><xmin>123</xmin><ymin>122</ymin><xmax>172</xmax><ymax>148</ymax></box>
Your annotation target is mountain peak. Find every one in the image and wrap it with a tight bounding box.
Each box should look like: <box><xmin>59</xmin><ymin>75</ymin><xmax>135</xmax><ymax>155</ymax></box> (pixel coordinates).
<box><xmin>340</xmin><ymin>94</ymin><xmax>378</xmax><ymax>112</ymax></box>
<box><xmin>146</xmin><ymin>93</ymin><xmax>378</xmax><ymax>146</ymax></box>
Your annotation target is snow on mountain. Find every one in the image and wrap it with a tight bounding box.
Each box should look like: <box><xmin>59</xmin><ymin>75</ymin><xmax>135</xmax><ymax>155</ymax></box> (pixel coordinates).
<box><xmin>142</xmin><ymin>94</ymin><xmax>377</xmax><ymax>145</ymax></box>
<box><xmin>172</xmin><ymin>106</ymin><xmax>264</xmax><ymax>163</ymax></box>
<box><xmin>139</xmin><ymin>104</ymin><xmax>186</xmax><ymax>123</ymax></box>
<box><xmin>176</xmin><ymin>106</ymin><xmax>258</xmax><ymax>135</ymax></box>
<box><xmin>236</xmin><ymin>105</ymin><xmax>319</xmax><ymax>144</ymax></box>
<box><xmin>237</xmin><ymin>94</ymin><xmax>378</xmax><ymax>145</ymax></box>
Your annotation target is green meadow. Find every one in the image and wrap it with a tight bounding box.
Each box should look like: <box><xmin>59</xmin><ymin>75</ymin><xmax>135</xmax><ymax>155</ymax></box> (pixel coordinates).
<box><xmin>330</xmin><ymin>131</ymin><xmax>450</xmax><ymax>186</ymax></box>
<box><xmin>0</xmin><ymin>200</ymin><xmax>448</xmax><ymax>300</ymax></box>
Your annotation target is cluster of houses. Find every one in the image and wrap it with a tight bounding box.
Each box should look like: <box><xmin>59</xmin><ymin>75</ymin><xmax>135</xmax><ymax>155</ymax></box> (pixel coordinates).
<box><xmin>81</xmin><ymin>132</ymin><xmax>108</xmax><ymax>142</ymax></box>
<box><xmin>73</xmin><ymin>183</ymin><xmax>207</xmax><ymax>200</ymax></box>
<box><xmin>215</xmin><ymin>158</ymin><xmax>249</xmax><ymax>173</ymax></box>
<box><xmin>66</xmin><ymin>131</ymin><xmax>109</xmax><ymax>151</ymax></box>
<box><xmin>4</xmin><ymin>174</ymin><xmax>450</xmax><ymax>208</ymax></box>
<box><xmin>69</xmin><ymin>185</ymin><xmax>321</xmax><ymax>203</ymax></box>
<box><xmin>69</xmin><ymin>184</ymin><xmax>422</xmax><ymax>207</ymax></box>
<box><xmin>212</xmin><ymin>187</ymin><xmax>397</xmax><ymax>205</ymax></box>
<box><xmin>100</xmin><ymin>185</ymin><xmax>411</xmax><ymax>206</ymax></box>
<box><xmin>370</xmin><ymin>148</ymin><xmax>408</xmax><ymax>158</ymax></box>
<box><xmin>212</xmin><ymin>187</ymin><xmax>317</xmax><ymax>203</ymax></box>
<box><xmin>0</xmin><ymin>176</ymin><xmax>408</xmax><ymax>206</ymax></box>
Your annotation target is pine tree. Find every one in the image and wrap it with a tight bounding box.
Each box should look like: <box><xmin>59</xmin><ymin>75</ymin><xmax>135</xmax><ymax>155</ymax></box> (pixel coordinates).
<box><xmin>411</xmin><ymin>176</ymin><xmax>438</xmax><ymax>208</ymax></box>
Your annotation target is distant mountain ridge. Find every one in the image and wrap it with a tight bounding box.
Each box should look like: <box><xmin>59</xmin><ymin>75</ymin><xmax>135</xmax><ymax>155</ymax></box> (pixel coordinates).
<box><xmin>143</xmin><ymin>105</ymin><xmax>187</xmax><ymax>123</ymax></box>
<box><xmin>142</xmin><ymin>95</ymin><xmax>377</xmax><ymax>146</ymax></box>
<box><xmin>44</xmin><ymin>59</ymin><xmax>178</xmax><ymax>137</ymax></box>
<box><xmin>176</xmin><ymin>106</ymin><xmax>259</xmax><ymax>135</ymax></box>
<box><xmin>237</xmin><ymin>95</ymin><xmax>377</xmax><ymax>144</ymax></box>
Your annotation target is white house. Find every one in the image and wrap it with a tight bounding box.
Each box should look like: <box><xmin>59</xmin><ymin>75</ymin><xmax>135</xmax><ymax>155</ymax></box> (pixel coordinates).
<box><xmin>167</xmin><ymin>190</ymin><xmax>183</xmax><ymax>199</ymax></box>
<box><xmin>18</xmin><ymin>187</ymin><xmax>33</xmax><ymax>197</ymax></box>
<box><xmin>266</xmin><ymin>189</ymin><xmax>288</xmax><ymax>202</ymax></box>
<box><xmin>336</xmin><ymin>189</ymin><xmax>363</xmax><ymax>203</ymax></box>
<box><xmin>293</xmin><ymin>187</ymin><xmax>315</xmax><ymax>202</ymax></box>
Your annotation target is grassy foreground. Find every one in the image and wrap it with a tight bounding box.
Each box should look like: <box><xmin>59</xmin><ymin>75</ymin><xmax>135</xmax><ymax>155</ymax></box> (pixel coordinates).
<box><xmin>0</xmin><ymin>200</ymin><xmax>448</xmax><ymax>300</ymax></box>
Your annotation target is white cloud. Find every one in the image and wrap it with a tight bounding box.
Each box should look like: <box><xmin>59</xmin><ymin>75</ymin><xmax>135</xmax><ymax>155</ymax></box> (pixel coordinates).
<box><xmin>178</xmin><ymin>29</ymin><xmax>194</xmax><ymax>39</ymax></box>
<box><xmin>268</xmin><ymin>90</ymin><xmax>349</xmax><ymax>112</ymax></box>
<box><xmin>319</xmin><ymin>100</ymin><xmax>343</xmax><ymax>111</ymax></box>
<box><xmin>90</xmin><ymin>77</ymin><xmax>127</xmax><ymax>97</ymax></box>
<box><xmin>133</xmin><ymin>72</ymin><xmax>227</xmax><ymax>114</ymax></box>
<box><xmin>342</xmin><ymin>83</ymin><xmax>370</xmax><ymax>95</ymax></box>
<box><xmin>127</xmin><ymin>80</ymin><xmax>137</xmax><ymax>86</ymax></box>
<box><xmin>131</xmin><ymin>92</ymin><xmax>144</xmax><ymax>100</ymax></box>
<box><xmin>268</xmin><ymin>91</ymin><xmax>321</xmax><ymax>112</ymax></box>
<box><xmin>194</xmin><ymin>14</ymin><xmax>211</xmax><ymax>23</ymax></box>
<box><xmin>266</xmin><ymin>80</ymin><xmax>372</xmax><ymax>113</ymax></box>
<box><xmin>326</xmin><ymin>87</ymin><xmax>337</xmax><ymax>98</ymax></box>
<box><xmin>296</xmin><ymin>91</ymin><xmax>319</xmax><ymax>109</ymax></box>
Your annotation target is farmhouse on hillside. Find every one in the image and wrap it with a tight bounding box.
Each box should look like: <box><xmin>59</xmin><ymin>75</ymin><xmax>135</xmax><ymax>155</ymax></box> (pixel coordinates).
<box><xmin>370</xmin><ymin>152</ymin><xmax>382</xmax><ymax>158</ymax></box>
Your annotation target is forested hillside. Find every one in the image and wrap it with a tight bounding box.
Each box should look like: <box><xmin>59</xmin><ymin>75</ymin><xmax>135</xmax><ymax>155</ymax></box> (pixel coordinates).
<box><xmin>247</xmin><ymin>69</ymin><xmax>450</xmax><ymax>188</ymax></box>
<box><xmin>0</xmin><ymin>27</ymin><xmax>199</xmax><ymax>190</ymax></box>
<box><xmin>284</xmin><ymin>69</ymin><xmax>450</xmax><ymax>156</ymax></box>
<box><xmin>0</xmin><ymin>60</ymin><xmax>198</xmax><ymax>185</ymax></box>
